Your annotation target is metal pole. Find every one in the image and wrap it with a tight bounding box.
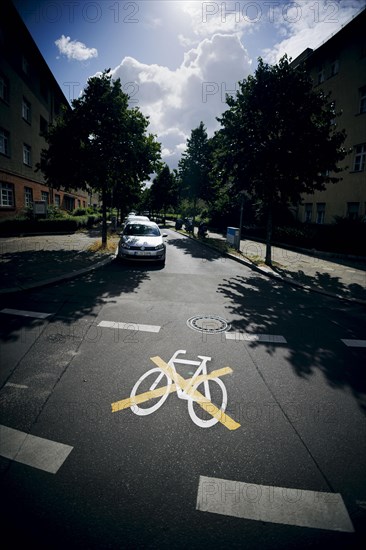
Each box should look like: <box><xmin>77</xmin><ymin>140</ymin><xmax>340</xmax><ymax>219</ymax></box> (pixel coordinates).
<box><xmin>238</xmin><ymin>194</ymin><xmax>244</xmax><ymax>251</ymax></box>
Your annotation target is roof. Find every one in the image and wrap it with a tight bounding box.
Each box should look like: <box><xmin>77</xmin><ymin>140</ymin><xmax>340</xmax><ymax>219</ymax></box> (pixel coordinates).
<box><xmin>291</xmin><ymin>6</ymin><xmax>366</xmax><ymax>68</ymax></box>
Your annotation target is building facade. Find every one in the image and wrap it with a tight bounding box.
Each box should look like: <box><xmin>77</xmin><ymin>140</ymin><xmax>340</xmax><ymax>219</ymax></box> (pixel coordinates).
<box><xmin>292</xmin><ymin>7</ymin><xmax>366</xmax><ymax>225</ymax></box>
<box><xmin>0</xmin><ymin>0</ymin><xmax>97</xmax><ymax>219</ymax></box>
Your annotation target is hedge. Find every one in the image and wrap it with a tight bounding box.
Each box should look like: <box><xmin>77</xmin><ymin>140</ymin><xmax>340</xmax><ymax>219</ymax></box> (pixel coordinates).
<box><xmin>0</xmin><ymin>214</ymin><xmax>102</xmax><ymax>235</ymax></box>
<box><xmin>242</xmin><ymin>221</ymin><xmax>366</xmax><ymax>256</ymax></box>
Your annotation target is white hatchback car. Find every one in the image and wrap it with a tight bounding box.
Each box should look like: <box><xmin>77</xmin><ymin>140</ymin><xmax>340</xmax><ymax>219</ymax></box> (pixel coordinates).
<box><xmin>123</xmin><ymin>215</ymin><xmax>150</xmax><ymax>226</ymax></box>
<box><xmin>117</xmin><ymin>221</ymin><xmax>167</xmax><ymax>266</ymax></box>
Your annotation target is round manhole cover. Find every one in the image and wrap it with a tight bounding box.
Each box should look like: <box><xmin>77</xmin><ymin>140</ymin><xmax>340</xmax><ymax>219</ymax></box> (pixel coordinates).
<box><xmin>187</xmin><ymin>315</ymin><xmax>230</xmax><ymax>333</ymax></box>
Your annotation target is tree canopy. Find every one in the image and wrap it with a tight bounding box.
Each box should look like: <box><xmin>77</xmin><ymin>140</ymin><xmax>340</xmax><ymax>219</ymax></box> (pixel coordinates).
<box><xmin>214</xmin><ymin>55</ymin><xmax>347</xmax><ymax>264</ymax></box>
<box><xmin>38</xmin><ymin>70</ymin><xmax>161</xmax><ymax>244</ymax></box>
<box><xmin>150</xmin><ymin>164</ymin><xmax>177</xmax><ymax>217</ymax></box>
<box><xmin>178</xmin><ymin>121</ymin><xmax>214</xmax><ymax>225</ymax></box>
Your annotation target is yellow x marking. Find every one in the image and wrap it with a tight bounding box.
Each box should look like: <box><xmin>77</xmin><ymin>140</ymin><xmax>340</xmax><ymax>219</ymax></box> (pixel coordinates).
<box><xmin>111</xmin><ymin>356</ymin><xmax>241</xmax><ymax>431</ymax></box>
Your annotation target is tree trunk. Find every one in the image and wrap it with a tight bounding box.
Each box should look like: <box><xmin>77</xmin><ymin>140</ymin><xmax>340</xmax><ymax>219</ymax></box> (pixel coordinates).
<box><xmin>265</xmin><ymin>203</ymin><xmax>273</xmax><ymax>266</ymax></box>
<box><xmin>102</xmin><ymin>188</ymin><xmax>107</xmax><ymax>247</ymax></box>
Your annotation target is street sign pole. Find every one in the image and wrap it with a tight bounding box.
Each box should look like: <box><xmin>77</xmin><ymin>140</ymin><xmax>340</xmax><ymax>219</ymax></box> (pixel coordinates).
<box><xmin>238</xmin><ymin>192</ymin><xmax>244</xmax><ymax>251</ymax></box>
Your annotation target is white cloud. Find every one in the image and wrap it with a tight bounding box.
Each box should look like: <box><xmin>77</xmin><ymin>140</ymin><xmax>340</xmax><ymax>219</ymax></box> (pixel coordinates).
<box><xmin>55</xmin><ymin>35</ymin><xmax>98</xmax><ymax>61</ymax></box>
<box><xmin>179</xmin><ymin>0</ymin><xmax>256</xmax><ymax>38</ymax></box>
<box><xmin>110</xmin><ymin>33</ymin><xmax>252</xmax><ymax>169</ymax></box>
<box><xmin>144</xmin><ymin>16</ymin><xmax>163</xmax><ymax>29</ymax></box>
<box><xmin>88</xmin><ymin>2</ymin><xmax>363</xmax><ymax>171</ymax></box>
<box><xmin>261</xmin><ymin>0</ymin><xmax>364</xmax><ymax>63</ymax></box>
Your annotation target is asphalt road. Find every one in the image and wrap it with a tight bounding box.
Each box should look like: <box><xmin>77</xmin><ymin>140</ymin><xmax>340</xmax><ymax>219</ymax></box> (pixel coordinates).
<box><xmin>1</xmin><ymin>229</ymin><xmax>366</xmax><ymax>549</ymax></box>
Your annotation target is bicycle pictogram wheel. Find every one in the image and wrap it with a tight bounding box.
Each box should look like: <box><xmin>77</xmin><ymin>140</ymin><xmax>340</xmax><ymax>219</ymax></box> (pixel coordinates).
<box><xmin>187</xmin><ymin>377</ymin><xmax>228</xmax><ymax>428</ymax></box>
<box><xmin>130</xmin><ymin>368</ymin><xmax>172</xmax><ymax>416</ymax></box>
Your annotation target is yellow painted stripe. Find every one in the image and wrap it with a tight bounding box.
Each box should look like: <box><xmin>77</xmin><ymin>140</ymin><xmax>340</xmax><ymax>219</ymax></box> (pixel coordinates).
<box><xmin>111</xmin><ymin>367</ymin><xmax>232</xmax><ymax>413</ymax></box>
<box><xmin>150</xmin><ymin>356</ymin><xmax>241</xmax><ymax>431</ymax></box>
<box><xmin>112</xmin><ymin>383</ymin><xmax>177</xmax><ymax>413</ymax></box>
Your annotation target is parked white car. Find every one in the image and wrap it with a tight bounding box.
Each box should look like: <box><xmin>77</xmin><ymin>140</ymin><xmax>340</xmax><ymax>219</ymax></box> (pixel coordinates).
<box><xmin>123</xmin><ymin>214</ymin><xmax>150</xmax><ymax>225</ymax></box>
<box><xmin>117</xmin><ymin>221</ymin><xmax>167</xmax><ymax>266</ymax></box>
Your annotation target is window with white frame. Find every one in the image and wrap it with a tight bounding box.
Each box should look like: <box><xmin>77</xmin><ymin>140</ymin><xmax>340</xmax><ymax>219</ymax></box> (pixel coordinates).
<box><xmin>354</xmin><ymin>144</ymin><xmax>366</xmax><ymax>172</ymax></box>
<box><xmin>40</xmin><ymin>115</ymin><xmax>48</xmax><ymax>136</ymax></box>
<box><xmin>317</xmin><ymin>65</ymin><xmax>325</xmax><ymax>84</ymax></box>
<box><xmin>0</xmin><ymin>182</ymin><xmax>14</xmax><ymax>207</ymax></box>
<box><xmin>0</xmin><ymin>73</ymin><xmax>9</xmax><ymax>102</ymax></box>
<box><xmin>22</xmin><ymin>55</ymin><xmax>30</xmax><ymax>75</ymax></box>
<box><xmin>0</xmin><ymin>128</ymin><xmax>10</xmax><ymax>156</ymax></box>
<box><xmin>360</xmin><ymin>87</ymin><xmax>366</xmax><ymax>114</ymax></box>
<box><xmin>316</xmin><ymin>203</ymin><xmax>325</xmax><ymax>224</ymax></box>
<box><xmin>304</xmin><ymin>203</ymin><xmax>313</xmax><ymax>223</ymax></box>
<box><xmin>41</xmin><ymin>191</ymin><xmax>49</xmax><ymax>204</ymax></box>
<box><xmin>24</xmin><ymin>187</ymin><xmax>33</xmax><ymax>207</ymax></box>
<box><xmin>23</xmin><ymin>144</ymin><xmax>31</xmax><ymax>166</ymax></box>
<box><xmin>330</xmin><ymin>59</ymin><xmax>339</xmax><ymax>77</ymax></box>
<box><xmin>64</xmin><ymin>196</ymin><xmax>75</xmax><ymax>211</ymax></box>
<box><xmin>40</xmin><ymin>79</ymin><xmax>48</xmax><ymax>101</ymax></box>
<box><xmin>54</xmin><ymin>194</ymin><xmax>61</xmax><ymax>207</ymax></box>
<box><xmin>347</xmin><ymin>202</ymin><xmax>360</xmax><ymax>220</ymax></box>
<box><xmin>22</xmin><ymin>97</ymin><xmax>31</xmax><ymax>123</ymax></box>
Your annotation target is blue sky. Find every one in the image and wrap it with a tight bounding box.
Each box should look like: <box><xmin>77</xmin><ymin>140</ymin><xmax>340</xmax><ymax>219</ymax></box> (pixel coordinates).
<box><xmin>13</xmin><ymin>0</ymin><xmax>366</xmax><ymax>169</ymax></box>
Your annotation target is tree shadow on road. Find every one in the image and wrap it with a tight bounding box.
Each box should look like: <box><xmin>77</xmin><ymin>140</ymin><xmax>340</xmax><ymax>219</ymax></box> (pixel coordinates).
<box><xmin>167</xmin><ymin>236</ymin><xmax>225</xmax><ymax>262</ymax></box>
<box><xmin>272</xmin><ymin>267</ymin><xmax>366</xmax><ymax>303</ymax></box>
<box><xmin>217</xmin><ymin>273</ymin><xmax>366</xmax><ymax>415</ymax></box>
<box><xmin>0</xmin><ymin>251</ymin><xmax>151</xmax><ymax>346</ymax></box>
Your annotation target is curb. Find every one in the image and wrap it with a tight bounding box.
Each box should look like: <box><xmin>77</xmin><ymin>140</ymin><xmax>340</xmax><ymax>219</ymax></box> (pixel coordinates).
<box><xmin>0</xmin><ymin>251</ymin><xmax>117</xmax><ymax>296</ymax></box>
<box><xmin>172</xmin><ymin>228</ymin><xmax>366</xmax><ymax>307</ymax></box>
<box><xmin>238</xmin><ymin>235</ymin><xmax>366</xmax><ymax>263</ymax></box>
<box><xmin>225</xmin><ymin>251</ymin><xmax>366</xmax><ymax>306</ymax></box>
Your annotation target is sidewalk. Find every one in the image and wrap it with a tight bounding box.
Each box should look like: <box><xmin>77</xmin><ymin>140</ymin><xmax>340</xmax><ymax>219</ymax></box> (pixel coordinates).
<box><xmin>0</xmin><ymin>229</ymin><xmax>118</xmax><ymax>295</ymax></box>
<box><xmin>174</xmin><ymin>225</ymin><xmax>366</xmax><ymax>306</ymax></box>
<box><xmin>0</xmin><ymin>226</ymin><xmax>365</xmax><ymax>305</ymax></box>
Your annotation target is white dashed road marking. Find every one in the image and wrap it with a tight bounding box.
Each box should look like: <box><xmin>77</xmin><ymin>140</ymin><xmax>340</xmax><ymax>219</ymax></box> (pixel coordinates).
<box><xmin>341</xmin><ymin>339</ymin><xmax>366</xmax><ymax>348</ymax></box>
<box><xmin>196</xmin><ymin>476</ymin><xmax>354</xmax><ymax>533</ymax></box>
<box><xmin>4</xmin><ymin>383</ymin><xmax>28</xmax><ymax>389</ymax></box>
<box><xmin>226</xmin><ymin>333</ymin><xmax>287</xmax><ymax>343</ymax></box>
<box><xmin>98</xmin><ymin>320</ymin><xmax>161</xmax><ymax>333</ymax></box>
<box><xmin>0</xmin><ymin>425</ymin><xmax>73</xmax><ymax>474</ymax></box>
<box><xmin>0</xmin><ymin>308</ymin><xmax>52</xmax><ymax>319</ymax></box>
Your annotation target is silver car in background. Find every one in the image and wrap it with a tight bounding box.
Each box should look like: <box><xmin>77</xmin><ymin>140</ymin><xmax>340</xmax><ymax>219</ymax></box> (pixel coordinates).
<box><xmin>117</xmin><ymin>221</ymin><xmax>167</xmax><ymax>266</ymax></box>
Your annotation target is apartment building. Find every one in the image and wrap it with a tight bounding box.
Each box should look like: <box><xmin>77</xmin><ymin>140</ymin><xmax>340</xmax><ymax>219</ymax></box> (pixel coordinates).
<box><xmin>292</xmin><ymin>7</ymin><xmax>366</xmax><ymax>225</ymax></box>
<box><xmin>0</xmin><ymin>0</ymin><xmax>96</xmax><ymax>219</ymax></box>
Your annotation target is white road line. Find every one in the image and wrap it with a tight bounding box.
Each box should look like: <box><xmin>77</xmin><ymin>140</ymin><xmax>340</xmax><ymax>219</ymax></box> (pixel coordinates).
<box><xmin>225</xmin><ymin>333</ymin><xmax>287</xmax><ymax>343</ymax></box>
<box><xmin>341</xmin><ymin>339</ymin><xmax>366</xmax><ymax>348</ymax></box>
<box><xmin>0</xmin><ymin>425</ymin><xmax>73</xmax><ymax>474</ymax></box>
<box><xmin>4</xmin><ymin>383</ymin><xmax>28</xmax><ymax>389</ymax></box>
<box><xmin>98</xmin><ymin>320</ymin><xmax>161</xmax><ymax>333</ymax></box>
<box><xmin>0</xmin><ymin>308</ymin><xmax>52</xmax><ymax>319</ymax></box>
<box><xmin>196</xmin><ymin>476</ymin><xmax>354</xmax><ymax>533</ymax></box>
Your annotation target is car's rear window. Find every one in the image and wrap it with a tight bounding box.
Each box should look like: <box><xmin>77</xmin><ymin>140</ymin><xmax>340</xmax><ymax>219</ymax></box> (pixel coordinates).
<box><xmin>124</xmin><ymin>224</ymin><xmax>160</xmax><ymax>236</ymax></box>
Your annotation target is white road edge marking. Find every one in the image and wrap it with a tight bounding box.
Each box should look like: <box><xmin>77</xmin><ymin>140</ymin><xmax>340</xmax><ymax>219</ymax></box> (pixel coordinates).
<box><xmin>0</xmin><ymin>308</ymin><xmax>52</xmax><ymax>319</ymax></box>
<box><xmin>196</xmin><ymin>476</ymin><xmax>354</xmax><ymax>533</ymax></box>
<box><xmin>225</xmin><ymin>333</ymin><xmax>287</xmax><ymax>343</ymax></box>
<box><xmin>341</xmin><ymin>339</ymin><xmax>366</xmax><ymax>348</ymax></box>
<box><xmin>98</xmin><ymin>320</ymin><xmax>161</xmax><ymax>333</ymax></box>
<box><xmin>0</xmin><ymin>425</ymin><xmax>73</xmax><ymax>474</ymax></box>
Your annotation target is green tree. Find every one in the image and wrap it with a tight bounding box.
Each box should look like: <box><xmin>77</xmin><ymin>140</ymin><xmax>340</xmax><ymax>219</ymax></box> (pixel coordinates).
<box><xmin>111</xmin><ymin>175</ymin><xmax>142</xmax><ymax>224</ymax></box>
<box><xmin>150</xmin><ymin>164</ymin><xmax>177</xmax><ymax>219</ymax></box>
<box><xmin>178</xmin><ymin>121</ymin><xmax>213</xmax><ymax>228</ymax></box>
<box><xmin>38</xmin><ymin>70</ymin><xmax>161</xmax><ymax>246</ymax></box>
<box><xmin>215</xmin><ymin>55</ymin><xmax>347</xmax><ymax>265</ymax></box>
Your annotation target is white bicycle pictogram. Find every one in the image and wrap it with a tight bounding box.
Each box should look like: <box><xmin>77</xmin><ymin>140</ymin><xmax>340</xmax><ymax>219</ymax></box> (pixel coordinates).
<box><xmin>129</xmin><ymin>349</ymin><xmax>228</xmax><ymax>428</ymax></box>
